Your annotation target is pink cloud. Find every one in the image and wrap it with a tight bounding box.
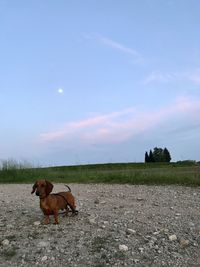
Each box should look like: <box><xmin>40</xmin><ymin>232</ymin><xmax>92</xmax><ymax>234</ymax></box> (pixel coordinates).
<box><xmin>40</xmin><ymin>97</ymin><xmax>200</xmax><ymax>145</ymax></box>
<box><xmin>40</xmin><ymin>130</ymin><xmax>66</xmax><ymax>142</ymax></box>
<box><xmin>68</xmin><ymin>116</ymin><xmax>108</xmax><ymax>129</ymax></box>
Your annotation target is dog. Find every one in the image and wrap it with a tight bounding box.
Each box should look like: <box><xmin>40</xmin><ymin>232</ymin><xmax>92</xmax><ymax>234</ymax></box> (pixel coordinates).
<box><xmin>31</xmin><ymin>180</ymin><xmax>78</xmax><ymax>224</ymax></box>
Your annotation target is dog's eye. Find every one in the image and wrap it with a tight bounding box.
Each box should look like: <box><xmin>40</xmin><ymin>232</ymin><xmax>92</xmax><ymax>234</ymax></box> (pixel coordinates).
<box><xmin>41</xmin><ymin>184</ymin><xmax>45</xmax><ymax>187</ymax></box>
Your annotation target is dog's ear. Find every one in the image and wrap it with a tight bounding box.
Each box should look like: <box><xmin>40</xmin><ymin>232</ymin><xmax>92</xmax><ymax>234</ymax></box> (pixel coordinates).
<box><xmin>45</xmin><ymin>180</ymin><xmax>53</xmax><ymax>195</ymax></box>
<box><xmin>31</xmin><ymin>181</ymin><xmax>37</xmax><ymax>194</ymax></box>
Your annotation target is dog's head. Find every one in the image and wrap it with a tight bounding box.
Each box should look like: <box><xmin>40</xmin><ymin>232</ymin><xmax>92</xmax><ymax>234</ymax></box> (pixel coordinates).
<box><xmin>31</xmin><ymin>180</ymin><xmax>53</xmax><ymax>198</ymax></box>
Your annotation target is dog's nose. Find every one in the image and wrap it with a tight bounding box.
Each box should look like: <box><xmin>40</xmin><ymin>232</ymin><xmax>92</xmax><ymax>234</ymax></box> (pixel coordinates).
<box><xmin>36</xmin><ymin>191</ymin><xmax>40</xmax><ymax>196</ymax></box>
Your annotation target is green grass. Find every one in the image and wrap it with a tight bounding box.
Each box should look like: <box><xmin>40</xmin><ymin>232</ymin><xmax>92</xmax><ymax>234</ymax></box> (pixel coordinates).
<box><xmin>0</xmin><ymin>161</ymin><xmax>200</xmax><ymax>186</ymax></box>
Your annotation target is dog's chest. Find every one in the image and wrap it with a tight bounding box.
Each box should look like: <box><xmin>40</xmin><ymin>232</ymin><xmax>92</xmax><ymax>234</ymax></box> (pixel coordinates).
<box><xmin>40</xmin><ymin>200</ymin><xmax>53</xmax><ymax>215</ymax></box>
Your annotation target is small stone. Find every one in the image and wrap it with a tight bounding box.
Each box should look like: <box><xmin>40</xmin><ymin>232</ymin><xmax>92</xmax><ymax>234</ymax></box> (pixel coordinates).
<box><xmin>124</xmin><ymin>211</ymin><xmax>132</xmax><ymax>215</ymax></box>
<box><xmin>89</xmin><ymin>218</ymin><xmax>96</xmax><ymax>224</ymax></box>
<box><xmin>41</xmin><ymin>256</ymin><xmax>48</xmax><ymax>262</ymax></box>
<box><xmin>163</xmin><ymin>228</ymin><xmax>169</xmax><ymax>233</ymax></box>
<box><xmin>2</xmin><ymin>239</ymin><xmax>9</xmax><ymax>246</ymax></box>
<box><xmin>94</xmin><ymin>198</ymin><xmax>99</xmax><ymax>204</ymax></box>
<box><xmin>149</xmin><ymin>241</ymin><xmax>154</xmax><ymax>248</ymax></box>
<box><xmin>119</xmin><ymin>244</ymin><xmax>128</xmax><ymax>252</ymax></box>
<box><xmin>7</xmin><ymin>224</ymin><xmax>14</xmax><ymax>229</ymax></box>
<box><xmin>34</xmin><ymin>221</ymin><xmax>41</xmax><ymax>226</ymax></box>
<box><xmin>151</xmin><ymin>237</ymin><xmax>157</xmax><ymax>242</ymax></box>
<box><xmin>169</xmin><ymin>234</ymin><xmax>177</xmax><ymax>241</ymax></box>
<box><xmin>180</xmin><ymin>239</ymin><xmax>189</xmax><ymax>248</ymax></box>
<box><xmin>100</xmin><ymin>201</ymin><xmax>106</xmax><ymax>204</ymax></box>
<box><xmin>189</xmin><ymin>222</ymin><xmax>195</xmax><ymax>227</ymax></box>
<box><xmin>21</xmin><ymin>210</ymin><xmax>28</xmax><ymax>215</ymax></box>
<box><xmin>137</xmin><ymin>197</ymin><xmax>144</xmax><ymax>201</ymax></box>
<box><xmin>37</xmin><ymin>241</ymin><xmax>50</xmax><ymax>248</ymax></box>
<box><xmin>126</xmin><ymin>228</ymin><xmax>136</xmax><ymax>235</ymax></box>
<box><xmin>153</xmin><ymin>231</ymin><xmax>160</xmax><ymax>235</ymax></box>
<box><xmin>138</xmin><ymin>247</ymin><xmax>144</xmax><ymax>253</ymax></box>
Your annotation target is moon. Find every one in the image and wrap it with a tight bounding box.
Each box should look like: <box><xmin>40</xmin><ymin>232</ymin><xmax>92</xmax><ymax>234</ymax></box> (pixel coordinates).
<box><xmin>58</xmin><ymin>88</ymin><xmax>64</xmax><ymax>94</ymax></box>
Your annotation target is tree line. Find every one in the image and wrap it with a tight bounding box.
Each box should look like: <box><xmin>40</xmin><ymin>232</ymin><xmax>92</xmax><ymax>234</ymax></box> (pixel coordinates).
<box><xmin>145</xmin><ymin>147</ymin><xmax>171</xmax><ymax>163</ymax></box>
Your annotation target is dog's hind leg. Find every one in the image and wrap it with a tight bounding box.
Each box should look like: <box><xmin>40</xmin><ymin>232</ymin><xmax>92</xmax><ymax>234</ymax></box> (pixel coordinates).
<box><xmin>64</xmin><ymin>206</ymin><xmax>70</xmax><ymax>216</ymax></box>
<box><xmin>68</xmin><ymin>204</ymin><xmax>78</xmax><ymax>216</ymax></box>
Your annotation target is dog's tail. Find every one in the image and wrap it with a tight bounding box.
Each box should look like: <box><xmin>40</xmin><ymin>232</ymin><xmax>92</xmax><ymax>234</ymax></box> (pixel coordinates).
<box><xmin>65</xmin><ymin>185</ymin><xmax>71</xmax><ymax>192</ymax></box>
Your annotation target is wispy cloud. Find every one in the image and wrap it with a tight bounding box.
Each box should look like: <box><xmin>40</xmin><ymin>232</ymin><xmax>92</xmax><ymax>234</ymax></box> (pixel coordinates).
<box><xmin>143</xmin><ymin>71</ymin><xmax>177</xmax><ymax>84</ymax></box>
<box><xmin>143</xmin><ymin>68</ymin><xmax>200</xmax><ymax>85</ymax></box>
<box><xmin>82</xmin><ymin>32</ymin><xmax>144</xmax><ymax>64</ymax></box>
<box><xmin>186</xmin><ymin>68</ymin><xmax>200</xmax><ymax>84</ymax></box>
<box><xmin>40</xmin><ymin>97</ymin><xmax>200</xmax><ymax>146</ymax></box>
<box><xmin>99</xmin><ymin>36</ymin><xmax>140</xmax><ymax>57</ymax></box>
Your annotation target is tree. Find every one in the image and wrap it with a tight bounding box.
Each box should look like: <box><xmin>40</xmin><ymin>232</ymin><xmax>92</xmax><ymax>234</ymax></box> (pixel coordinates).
<box><xmin>144</xmin><ymin>147</ymin><xmax>172</xmax><ymax>163</ymax></box>
<box><xmin>145</xmin><ymin>151</ymin><xmax>149</xmax><ymax>163</ymax></box>
<box><xmin>153</xmin><ymin>147</ymin><xmax>165</xmax><ymax>162</ymax></box>
<box><xmin>149</xmin><ymin>149</ymin><xmax>154</xmax><ymax>162</ymax></box>
<box><xmin>163</xmin><ymin>148</ymin><xmax>171</xmax><ymax>162</ymax></box>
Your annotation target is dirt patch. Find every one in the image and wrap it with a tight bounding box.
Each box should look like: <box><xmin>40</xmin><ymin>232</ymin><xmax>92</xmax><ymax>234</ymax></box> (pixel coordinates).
<box><xmin>0</xmin><ymin>184</ymin><xmax>200</xmax><ymax>266</ymax></box>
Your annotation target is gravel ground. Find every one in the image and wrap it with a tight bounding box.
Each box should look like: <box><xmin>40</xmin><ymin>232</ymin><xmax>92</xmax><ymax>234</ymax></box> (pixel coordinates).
<box><xmin>0</xmin><ymin>183</ymin><xmax>200</xmax><ymax>267</ymax></box>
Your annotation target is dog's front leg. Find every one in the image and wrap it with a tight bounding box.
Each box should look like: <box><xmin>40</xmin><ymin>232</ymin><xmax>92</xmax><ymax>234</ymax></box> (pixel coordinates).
<box><xmin>43</xmin><ymin>215</ymin><xmax>50</xmax><ymax>225</ymax></box>
<box><xmin>53</xmin><ymin>210</ymin><xmax>59</xmax><ymax>224</ymax></box>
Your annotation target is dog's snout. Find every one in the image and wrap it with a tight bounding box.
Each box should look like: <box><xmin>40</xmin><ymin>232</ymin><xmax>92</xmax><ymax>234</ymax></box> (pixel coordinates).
<box><xmin>36</xmin><ymin>191</ymin><xmax>40</xmax><ymax>196</ymax></box>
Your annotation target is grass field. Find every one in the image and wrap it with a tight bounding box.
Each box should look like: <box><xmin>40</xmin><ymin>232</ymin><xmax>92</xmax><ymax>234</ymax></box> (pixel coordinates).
<box><xmin>0</xmin><ymin>161</ymin><xmax>200</xmax><ymax>186</ymax></box>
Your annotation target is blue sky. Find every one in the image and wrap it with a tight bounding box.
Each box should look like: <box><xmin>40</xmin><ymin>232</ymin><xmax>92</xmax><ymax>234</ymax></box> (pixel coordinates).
<box><xmin>1</xmin><ymin>0</ymin><xmax>200</xmax><ymax>166</ymax></box>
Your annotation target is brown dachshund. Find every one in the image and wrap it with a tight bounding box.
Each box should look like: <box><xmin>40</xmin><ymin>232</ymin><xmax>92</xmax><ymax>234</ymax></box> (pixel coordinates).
<box><xmin>31</xmin><ymin>180</ymin><xmax>78</xmax><ymax>224</ymax></box>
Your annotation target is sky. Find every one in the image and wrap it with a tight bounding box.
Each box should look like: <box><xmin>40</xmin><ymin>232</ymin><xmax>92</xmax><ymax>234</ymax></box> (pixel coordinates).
<box><xmin>0</xmin><ymin>0</ymin><xmax>200</xmax><ymax>166</ymax></box>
